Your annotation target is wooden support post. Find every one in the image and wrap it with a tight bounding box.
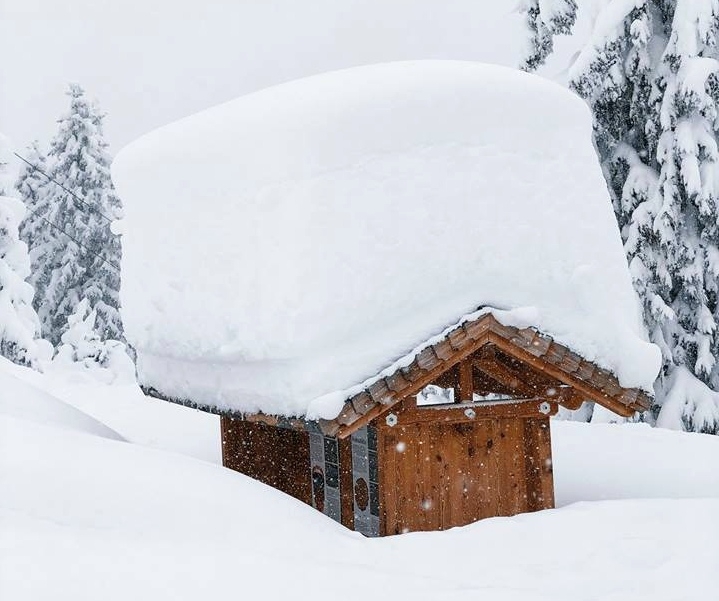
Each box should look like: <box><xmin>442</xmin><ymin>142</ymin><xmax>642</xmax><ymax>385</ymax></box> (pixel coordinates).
<box><xmin>458</xmin><ymin>359</ymin><xmax>473</xmax><ymax>402</ymax></box>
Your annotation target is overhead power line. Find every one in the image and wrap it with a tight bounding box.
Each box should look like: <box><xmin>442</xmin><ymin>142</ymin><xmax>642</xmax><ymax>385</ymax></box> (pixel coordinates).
<box><xmin>13</xmin><ymin>151</ymin><xmax>116</xmax><ymax>224</ymax></box>
<box><xmin>12</xmin><ymin>151</ymin><xmax>121</xmax><ymax>273</ymax></box>
<box><xmin>25</xmin><ymin>205</ymin><xmax>121</xmax><ymax>272</ymax></box>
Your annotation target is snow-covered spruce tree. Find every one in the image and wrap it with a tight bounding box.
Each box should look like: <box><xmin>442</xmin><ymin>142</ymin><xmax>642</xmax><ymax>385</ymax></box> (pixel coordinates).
<box><xmin>15</xmin><ymin>140</ymin><xmax>54</xmax><ymax>320</ymax></box>
<box><xmin>519</xmin><ymin>0</ymin><xmax>578</xmax><ymax>71</ymax></box>
<box><xmin>54</xmin><ymin>297</ymin><xmax>134</xmax><ymax>380</ymax></box>
<box><xmin>24</xmin><ymin>83</ymin><xmax>123</xmax><ymax>347</ymax></box>
<box><xmin>0</xmin><ymin>134</ymin><xmax>41</xmax><ymax>367</ymax></box>
<box><xmin>522</xmin><ymin>0</ymin><xmax>719</xmax><ymax>433</ymax></box>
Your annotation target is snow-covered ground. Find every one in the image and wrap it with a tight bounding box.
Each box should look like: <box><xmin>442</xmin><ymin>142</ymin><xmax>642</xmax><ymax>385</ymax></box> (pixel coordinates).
<box><xmin>1</xmin><ymin>357</ymin><xmax>220</xmax><ymax>462</ymax></box>
<box><xmin>2</xmin><ymin>359</ymin><xmax>718</xmax><ymax>600</ymax></box>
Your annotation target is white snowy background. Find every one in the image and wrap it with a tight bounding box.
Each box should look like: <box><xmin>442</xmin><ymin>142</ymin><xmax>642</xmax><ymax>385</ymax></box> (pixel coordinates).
<box><xmin>0</xmin><ymin>0</ymin><xmax>604</xmax><ymax>152</ymax></box>
<box><xmin>2</xmin><ymin>2</ymin><xmax>719</xmax><ymax>600</ymax></box>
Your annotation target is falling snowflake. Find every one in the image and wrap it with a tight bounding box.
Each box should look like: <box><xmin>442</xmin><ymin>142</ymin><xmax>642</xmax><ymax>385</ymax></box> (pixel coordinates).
<box><xmin>396</xmin><ymin>441</ymin><xmax>406</xmax><ymax>453</ymax></box>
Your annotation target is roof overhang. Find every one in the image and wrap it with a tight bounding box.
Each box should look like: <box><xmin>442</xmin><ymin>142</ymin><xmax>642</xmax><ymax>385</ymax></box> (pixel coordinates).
<box><xmin>144</xmin><ymin>314</ymin><xmax>652</xmax><ymax>438</ymax></box>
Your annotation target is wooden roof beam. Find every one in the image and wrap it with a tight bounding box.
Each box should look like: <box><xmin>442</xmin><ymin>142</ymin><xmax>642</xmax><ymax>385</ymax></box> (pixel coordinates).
<box><xmin>553</xmin><ymin>386</ymin><xmax>585</xmax><ymax>410</ymax></box>
<box><xmin>487</xmin><ymin>332</ymin><xmax>638</xmax><ymax>417</ymax></box>
<box><xmin>472</xmin><ymin>353</ymin><xmax>542</xmax><ymax>399</ymax></box>
<box><xmin>334</xmin><ymin>333</ymin><xmax>493</xmax><ymax>438</ymax></box>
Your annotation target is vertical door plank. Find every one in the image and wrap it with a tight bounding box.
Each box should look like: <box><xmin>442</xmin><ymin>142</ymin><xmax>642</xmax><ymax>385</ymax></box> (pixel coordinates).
<box><xmin>379</xmin><ymin>427</ymin><xmax>396</xmax><ymax>535</ymax></box>
<box><xmin>506</xmin><ymin>417</ymin><xmax>527</xmax><ymax>515</ymax></box>
<box><xmin>535</xmin><ymin>417</ymin><xmax>555</xmax><ymax>510</ymax></box>
<box><xmin>427</xmin><ymin>422</ymin><xmax>442</xmax><ymax>530</ymax></box>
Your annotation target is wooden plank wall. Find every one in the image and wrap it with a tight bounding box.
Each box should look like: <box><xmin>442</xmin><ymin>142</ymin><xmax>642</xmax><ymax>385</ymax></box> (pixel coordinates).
<box><xmin>523</xmin><ymin>417</ymin><xmax>554</xmax><ymax>511</ymax></box>
<box><xmin>377</xmin><ymin>402</ymin><xmax>555</xmax><ymax>535</ymax></box>
<box><xmin>339</xmin><ymin>437</ymin><xmax>355</xmax><ymax>530</ymax></box>
<box><xmin>221</xmin><ymin>417</ymin><xmax>312</xmax><ymax>506</ymax></box>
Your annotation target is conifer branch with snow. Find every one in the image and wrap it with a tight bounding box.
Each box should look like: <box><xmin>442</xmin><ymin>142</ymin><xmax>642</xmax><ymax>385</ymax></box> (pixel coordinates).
<box><xmin>53</xmin><ymin>297</ymin><xmax>134</xmax><ymax>382</ymax></box>
<box><xmin>0</xmin><ymin>134</ymin><xmax>43</xmax><ymax>368</ymax></box>
<box><xmin>17</xmin><ymin>84</ymin><xmax>124</xmax><ymax>348</ymax></box>
<box><xmin>524</xmin><ymin>0</ymin><xmax>719</xmax><ymax>433</ymax></box>
<box><xmin>518</xmin><ymin>0</ymin><xmax>578</xmax><ymax>71</ymax></box>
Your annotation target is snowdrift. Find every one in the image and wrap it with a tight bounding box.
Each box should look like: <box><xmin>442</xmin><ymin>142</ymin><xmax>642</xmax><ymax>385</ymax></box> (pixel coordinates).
<box><xmin>112</xmin><ymin>60</ymin><xmax>660</xmax><ymax>418</ymax></box>
<box><xmin>2</xmin><ymin>402</ymin><xmax>718</xmax><ymax>601</ymax></box>
<box><xmin>2</xmin><ymin>359</ymin><xmax>219</xmax><ymax>462</ymax></box>
<box><xmin>0</xmin><ymin>357</ymin><xmax>123</xmax><ymax>441</ymax></box>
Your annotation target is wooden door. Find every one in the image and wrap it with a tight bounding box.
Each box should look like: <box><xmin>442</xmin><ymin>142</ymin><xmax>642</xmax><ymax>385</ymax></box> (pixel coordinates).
<box><xmin>379</xmin><ymin>417</ymin><xmax>541</xmax><ymax>535</ymax></box>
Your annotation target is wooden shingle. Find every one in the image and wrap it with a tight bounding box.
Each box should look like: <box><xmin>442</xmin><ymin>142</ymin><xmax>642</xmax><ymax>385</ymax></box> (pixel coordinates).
<box><xmin>599</xmin><ymin>377</ymin><xmax>622</xmax><ymax>399</ymax></box>
<box><xmin>448</xmin><ymin>327</ymin><xmax>470</xmax><ymax>350</ymax></box>
<box><xmin>525</xmin><ymin>333</ymin><xmax>552</xmax><ymax>357</ymax></box>
<box><xmin>336</xmin><ymin>401</ymin><xmax>362</xmax><ymax>426</ymax></box>
<box><xmin>368</xmin><ymin>379</ymin><xmax>394</xmax><ymax>405</ymax></box>
<box><xmin>543</xmin><ymin>342</ymin><xmax>568</xmax><ymax>365</ymax></box>
<box><xmin>574</xmin><ymin>361</ymin><xmax>596</xmax><ymax>382</ymax></box>
<box><xmin>400</xmin><ymin>361</ymin><xmax>425</xmax><ymax>382</ymax></box>
<box><xmin>386</xmin><ymin>370</ymin><xmax>411</xmax><ymax>393</ymax></box>
<box><xmin>416</xmin><ymin>347</ymin><xmax>441</xmax><ymax>371</ymax></box>
<box><xmin>432</xmin><ymin>339</ymin><xmax>455</xmax><ymax>360</ymax></box>
<box><xmin>464</xmin><ymin>318</ymin><xmax>491</xmax><ymax>339</ymax></box>
<box><xmin>616</xmin><ymin>388</ymin><xmax>638</xmax><ymax>407</ymax></box>
<box><xmin>351</xmin><ymin>391</ymin><xmax>375</xmax><ymax>415</ymax></box>
<box><xmin>560</xmin><ymin>350</ymin><xmax>583</xmax><ymax>374</ymax></box>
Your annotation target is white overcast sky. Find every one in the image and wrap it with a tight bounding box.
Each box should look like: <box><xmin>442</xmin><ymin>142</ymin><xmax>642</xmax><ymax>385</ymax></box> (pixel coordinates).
<box><xmin>0</xmin><ymin>1</ymin><xmax>594</xmax><ymax>157</ymax></box>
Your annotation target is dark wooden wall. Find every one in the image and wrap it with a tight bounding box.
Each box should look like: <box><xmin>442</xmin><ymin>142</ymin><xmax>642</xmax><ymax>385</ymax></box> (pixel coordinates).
<box><xmin>376</xmin><ymin>398</ymin><xmax>555</xmax><ymax>535</ymax></box>
<box><xmin>221</xmin><ymin>397</ymin><xmax>556</xmax><ymax>537</ymax></box>
<box><xmin>221</xmin><ymin>417</ymin><xmax>312</xmax><ymax>505</ymax></box>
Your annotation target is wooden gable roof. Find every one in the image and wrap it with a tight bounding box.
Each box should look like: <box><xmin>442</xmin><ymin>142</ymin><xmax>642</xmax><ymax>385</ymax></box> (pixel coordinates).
<box><xmin>316</xmin><ymin>314</ymin><xmax>652</xmax><ymax>438</ymax></box>
<box><xmin>144</xmin><ymin>313</ymin><xmax>652</xmax><ymax>437</ymax></box>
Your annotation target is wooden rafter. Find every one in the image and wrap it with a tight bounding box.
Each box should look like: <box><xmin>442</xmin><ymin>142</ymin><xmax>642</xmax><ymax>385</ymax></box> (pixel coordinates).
<box><xmin>486</xmin><ymin>332</ymin><xmax>637</xmax><ymax>418</ymax></box>
<box><xmin>472</xmin><ymin>355</ymin><xmax>537</xmax><ymax>398</ymax></box>
<box><xmin>325</xmin><ymin>315</ymin><xmax>651</xmax><ymax>437</ymax></box>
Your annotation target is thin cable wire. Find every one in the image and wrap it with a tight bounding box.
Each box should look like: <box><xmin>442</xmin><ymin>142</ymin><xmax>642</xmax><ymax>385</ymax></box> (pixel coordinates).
<box><xmin>25</xmin><ymin>205</ymin><xmax>121</xmax><ymax>272</ymax></box>
<box><xmin>14</xmin><ymin>152</ymin><xmax>115</xmax><ymax>224</ymax></box>
<box><xmin>13</xmin><ymin>151</ymin><xmax>121</xmax><ymax>271</ymax></box>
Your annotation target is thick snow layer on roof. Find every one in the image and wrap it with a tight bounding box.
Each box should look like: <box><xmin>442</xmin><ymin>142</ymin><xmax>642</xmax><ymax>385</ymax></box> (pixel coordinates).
<box><xmin>112</xmin><ymin>60</ymin><xmax>660</xmax><ymax>419</ymax></box>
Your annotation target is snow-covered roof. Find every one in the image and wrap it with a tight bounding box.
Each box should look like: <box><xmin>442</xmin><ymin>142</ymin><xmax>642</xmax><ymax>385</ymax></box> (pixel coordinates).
<box><xmin>112</xmin><ymin>60</ymin><xmax>661</xmax><ymax>420</ymax></box>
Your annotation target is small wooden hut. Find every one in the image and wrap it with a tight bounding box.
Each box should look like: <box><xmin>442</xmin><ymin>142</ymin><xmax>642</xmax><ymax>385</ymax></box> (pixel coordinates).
<box><xmin>121</xmin><ymin>62</ymin><xmax>658</xmax><ymax>537</ymax></box>
<box><xmin>147</xmin><ymin>313</ymin><xmax>650</xmax><ymax>536</ymax></box>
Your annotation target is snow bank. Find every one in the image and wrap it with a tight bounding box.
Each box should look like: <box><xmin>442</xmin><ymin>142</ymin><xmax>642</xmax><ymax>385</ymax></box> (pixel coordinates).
<box><xmin>4</xmin><ymin>358</ymin><xmax>219</xmax><ymax>463</ymax></box>
<box><xmin>2</xmin><ymin>407</ymin><xmax>718</xmax><ymax>601</ymax></box>
<box><xmin>552</xmin><ymin>421</ymin><xmax>719</xmax><ymax>505</ymax></box>
<box><xmin>0</xmin><ymin>357</ymin><xmax>122</xmax><ymax>440</ymax></box>
<box><xmin>113</xmin><ymin>60</ymin><xmax>660</xmax><ymax>419</ymax></box>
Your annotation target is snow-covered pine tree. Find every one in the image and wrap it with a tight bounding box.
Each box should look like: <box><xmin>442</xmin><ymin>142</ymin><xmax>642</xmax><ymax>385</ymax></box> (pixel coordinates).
<box><xmin>15</xmin><ymin>140</ymin><xmax>54</xmax><ymax>319</ymax></box>
<box><xmin>0</xmin><ymin>134</ymin><xmax>41</xmax><ymax>367</ymax></box>
<box><xmin>522</xmin><ymin>0</ymin><xmax>719</xmax><ymax>433</ymax></box>
<box><xmin>519</xmin><ymin>0</ymin><xmax>578</xmax><ymax>72</ymax></box>
<box><xmin>24</xmin><ymin>83</ymin><xmax>123</xmax><ymax>347</ymax></box>
<box><xmin>54</xmin><ymin>297</ymin><xmax>134</xmax><ymax>381</ymax></box>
